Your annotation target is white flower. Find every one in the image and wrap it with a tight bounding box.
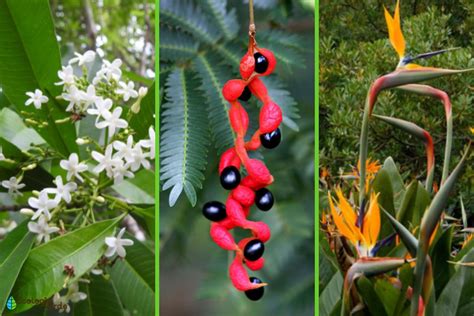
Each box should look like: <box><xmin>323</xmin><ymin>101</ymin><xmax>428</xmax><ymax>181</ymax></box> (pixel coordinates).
<box><xmin>105</xmin><ymin>227</ymin><xmax>134</xmax><ymax>258</ymax></box>
<box><xmin>95</xmin><ymin>107</ymin><xmax>128</xmax><ymax>136</ymax></box>
<box><xmin>55</xmin><ymin>65</ymin><xmax>75</xmax><ymax>86</ymax></box>
<box><xmin>111</xmin><ymin>160</ymin><xmax>134</xmax><ymax>184</ymax></box>
<box><xmin>69</xmin><ymin>50</ymin><xmax>96</xmax><ymax>66</ymax></box>
<box><xmin>0</xmin><ymin>221</ymin><xmax>17</xmax><ymax>238</ymax></box>
<box><xmin>103</xmin><ymin>59</ymin><xmax>122</xmax><ymax>81</ymax></box>
<box><xmin>80</xmin><ymin>85</ymin><xmax>99</xmax><ymax>109</ymax></box>
<box><xmin>116</xmin><ymin>81</ymin><xmax>138</xmax><ymax>101</ymax></box>
<box><xmin>62</xmin><ymin>85</ymin><xmax>83</xmax><ymax>112</ymax></box>
<box><xmin>139</xmin><ymin>126</ymin><xmax>155</xmax><ymax>160</ymax></box>
<box><xmin>60</xmin><ymin>153</ymin><xmax>88</xmax><ymax>182</ymax></box>
<box><xmin>1</xmin><ymin>177</ymin><xmax>25</xmax><ymax>195</ymax></box>
<box><xmin>86</xmin><ymin>97</ymin><xmax>112</xmax><ymax>118</ymax></box>
<box><xmin>91</xmin><ymin>145</ymin><xmax>121</xmax><ymax>177</ymax></box>
<box><xmin>138</xmin><ymin>86</ymin><xmax>148</xmax><ymax>98</ymax></box>
<box><xmin>113</xmin><ymin>136</ymin><xmax>135</xmax><ymax>162</ymax></box>
<box><xmin>25</xmin><ymin>89</ymin><xmax>49</xmax><ymax>109</ymax></box>
<box><xmin>53</xmin><ymin>283</ymin><xmax>87</xmax><ymax>314</ymax></box>
<box><xmin>48</xmin><ymin>176</ymin><xmax>77</xmax><ymax>203</ymax></box>
<box><xmin>28</xmin><ymin>190</ymin><xmax>59</xmax><ymax>220</ymax></box>
<box><xmin>28</xmin><ymin>215</ymin><xmax>60</xmax><ymax>243</ymax></box>
<box><xmin>129</xmin><ymin>144</ymin><xmax>150</xmax><ymax>171</ymax></box>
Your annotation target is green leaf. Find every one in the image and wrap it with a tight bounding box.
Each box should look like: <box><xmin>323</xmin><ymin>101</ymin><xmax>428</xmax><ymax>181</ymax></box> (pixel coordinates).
<box><xmin>319</xmin><ymin>271</ymin><xmax>343</xmax><ymax>316</ymax></box>
<box><xmin>132</xmin><ymin>207</ymin><xmax>155</xmax><ymax>240</ymax></box>
<box><xmin>381</xmin><ymin>157</ymin><xmax>405</xmax><ymax>209</ymax></box>
<box><xmin>160</xmin><ymin>68</ymin><xmax>210</xmax><ymax>207</ymax></box>
<box><xmin>160</xmin><ymin>0</ymin><xmax>221</xmax><ymax>44</ymax></box>
<box><xmin>397</xmin><ymin>181</ymin><xmax>430</xmax><ymax>229</ymax></box>
<box><xmin>374</xmin><ymin>278</ymin><xmax>401</xmax><ymax>316</ymax></box>
<box><xmin>0</xmin><ymin>0</ymin><xmax>78</xmax><ymax>156</ymax></box>
<box><xmin>72</xmin><ymin>275</ymin><xmax>125</xmax><ymax>316</ymax></box>
<box><xmin>435</xmin><ymin>248</ymin><xmax>474</xmax><ymax>315</ymax></box>
<box><xmin>356</xmin><ymin>277</ymin><xmax>388</xmax><ymax>316</ymax></box>
<box><xmin>202</xmin><ymin>0</ymin><xmax>238</xmax><ymax>40</ymax></box>
<box><xmin>109</xmin><ymin>234</ymin><xmax>154</xmax><ymax>316</ymax></box>
<box><xmin>128</xmin><ymin>82</ymin><xmax>155</xmax><ymax>140</ymax></box>
<box><xmin>160</xmin><ymin>29</ymin><xmax>198</xmax><ymax>62</ymax></box>
<box><xmin>12</xmin><ymin>217</ymin><xmax>122</xmax><ymax>312</ymax></box>
<box><xmin>193</xmin><ymin>53</ymin><xmax>235</xmax><ymax>153</ymax></box>
<box><xmin>430</xmin><ymin>226</ymin><xmax>453</xmax><ymax>298</ymax></box>
<box><xmin>372</xmin><ymin>169</ymin><xmax>396</xmax><ymax>239</ymax></box>
<box><xmin>113</xmin><ymin>169</ymin><xmax>155</xmax><ymax>204</ymax></box>
<box><xmin>0</xmin><ymin>222</ymin><xmax>34</xmax><ymax>315</ymax></box>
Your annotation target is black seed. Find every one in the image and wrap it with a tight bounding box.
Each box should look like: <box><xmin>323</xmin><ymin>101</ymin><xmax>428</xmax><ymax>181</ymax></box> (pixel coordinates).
<box><xmin>202</xmin><ymin>201</ymin><xmax>226</xmax><ymax>222</ymax></box>
<box><xmin>255</xmin><ymin>188</ymin><xmax>274</xmax><ymax>211</ymax></box>
<box><xmin>254</xmin><ymin>52</ymin><xmax>268</xmax><ymax>74</ymax></box>
<box><xmin>260</xmin><ymin>128</ymin><xmax>281</xmax><ymax>149</ymax></box>
<box><xmin>244</xmin><ymin>239</ymin><xmax>265</xmax><ymax>261</ymax></box>
<box><xmin>238</xmin><ymin>86</ymin><xmax>252</xmax><ymax>101</ymax></box>
<box><xmin>245</xmin><ymin>277</ymin><xmax>265</xmax><ymax>301</ymax></box>
<box><xmin>220</xmin><ymin>166</ymin><xmax>241</xmax><ymax>190</ymax></box>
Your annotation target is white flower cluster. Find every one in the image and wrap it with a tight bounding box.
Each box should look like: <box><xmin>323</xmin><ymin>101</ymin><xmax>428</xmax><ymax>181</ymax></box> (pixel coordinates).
<box><xmin>91</xmin><ymin>128</ymin><xmax>154</xmax><ymax>185</ymax></box>
<box><xmin>53</xmin><ymin>282</ymin><xmax>87</xmax><ymax>313</ymax></box>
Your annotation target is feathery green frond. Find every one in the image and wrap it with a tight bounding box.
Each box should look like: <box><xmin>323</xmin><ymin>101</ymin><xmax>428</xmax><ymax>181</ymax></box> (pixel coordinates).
<box><xmin>193</xmin><ymin>53</ymin><xmax>236</xmax><ymax>154</ymax></box>
<box><xmin>260</xmin><ymin>29</ymin><xmax>307</xmax><ymax>52</ymax></box>
<box><xmin>160</xmin><ymin>0</ymin><xmax>221</xmax><ymax>45</ymax></box>
<box><xmin>160</xmin><ymin>28</ymin><xmax>198</xmax><ymax>62</ymax></box>
<box><xmin>160</xmin><ymin>68</ymin><xmax>210</xmax><ymax>207</ymax></box>
<box><xmin>202</xmin><ymin>0</ymin><xmax>239</xmax><ymax>40</ymax></box>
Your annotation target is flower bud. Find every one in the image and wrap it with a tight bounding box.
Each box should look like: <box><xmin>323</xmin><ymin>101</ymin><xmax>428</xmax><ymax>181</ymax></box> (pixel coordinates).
<box><xmin>75</xmin><ymin>138</ymin><xmax>90</xmax><ymax>145</ymax></box>
<box><xmin>20</xmin><ymin>208</ymin><xmax>35</xmax><ymax>216</ymax></box>
<box><xmin>21</xmin><ymin>163</ymin><xmax>37</xmax><ymax>171</ymax></box>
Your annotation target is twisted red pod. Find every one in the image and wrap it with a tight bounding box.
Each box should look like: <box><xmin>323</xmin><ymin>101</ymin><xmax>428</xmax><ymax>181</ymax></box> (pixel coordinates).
<box><xmin>204</xmin><ymin>40</ymin><xmax>284</xmax><ymax>300</ymax></box>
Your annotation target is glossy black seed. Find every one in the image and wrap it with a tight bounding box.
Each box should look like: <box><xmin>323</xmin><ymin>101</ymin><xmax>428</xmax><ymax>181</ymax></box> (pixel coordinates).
<box><xmin>238</xmin><ymin>86</ymin><xmax>252</xmax><ymax>101</ymax></box>
<box><xmin>244</xmin><ymin>239</ymin><xmax>265</xmax><ymax>261</ymax></box>
<box><xmin>245</xmin><ymin>277</ymin><xmax>265</xmax><ymax>301</ymax></box>
<box><xmin>220</xmin><ymin>166</ymin><xmax>241</xmax><ymax>190</ymax></box>
<box><xmin>260</xmin><ymin>128</ymin><xmax>281</xmax><ymax>149</ymax></box>
<box><xmin>255</xmin><ymin>188</ymin><xmax>274</xmax><ymax>211</ymax></box>
<box><xmin>202</xmin><ymin>201</ymin><xmax>226</xmax><ymax>222</ymax></box>
<box><xmin>254</xmin><ymin>52</ymin><xmax>268</xmax><ymax>74</ymax></box>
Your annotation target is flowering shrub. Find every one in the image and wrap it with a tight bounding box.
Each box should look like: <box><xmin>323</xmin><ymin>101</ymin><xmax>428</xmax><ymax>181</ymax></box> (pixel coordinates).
<box><xmin>0</xmin><ymin>2</ymin><xmax>154</xmax><ymax>314</ymax></box>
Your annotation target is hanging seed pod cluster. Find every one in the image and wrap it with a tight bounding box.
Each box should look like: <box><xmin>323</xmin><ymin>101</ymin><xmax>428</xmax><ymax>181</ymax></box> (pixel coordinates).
<box><xmin>201</xmin><ymin>9</ymin><xmax>283</xmax><ymax>301</ymax></box>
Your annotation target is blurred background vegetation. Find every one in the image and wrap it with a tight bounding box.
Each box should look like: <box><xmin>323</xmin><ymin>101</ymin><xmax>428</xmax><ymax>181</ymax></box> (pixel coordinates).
<box><xmin>49</xmin><ymin>0</ymin><xmax>155</xmax><ymax>81</ymax></box>
<box><xmin>320</xmin><ymin>0</ymin><xmax>473</xmax><ymax>218</ymax></box>
<box><xmin>159</xmin><ymin>0</ymin><xmax>314</xmax><ymax>315</ymax></box>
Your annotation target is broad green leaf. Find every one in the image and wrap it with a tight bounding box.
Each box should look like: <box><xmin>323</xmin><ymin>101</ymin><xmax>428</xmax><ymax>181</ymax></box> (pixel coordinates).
<box><xmin>0</xmin><ymin>222</ymin><xmax>34</xmax><ymax>315</ymax></box>
<box><xmin>0</xmin><ymin>108</ymin><xmax>44</xmax><ymax>150</ymax></box>
<box><xmin>374</xmin><ymin>278</ymin><xmax>400</xmax><ymax>316</ymax></box>
<box><xmin>109</xmin><ymin>234</ymin><xmax>154</xmax><ymax>316</ymax></box>
<box><xmin>113</xmin><ymin>169</ymin><xmax>155</xmax><ymax>204</ymax></box>
<box><xmin>382</xmin><ymin>157</ymin><xmax>405</xmax><ymax>209</ymax></box>
<box><xmin>319</xmin><ymin>271</ymin><xmax>343</xmax><ymax>316</ymax></box>
<box><xmin>397</xmin><ymin>181</ymin><xmax>430</xmax><ymax>229</ymax></box>
<box><xmin>128</xmin><ymin>82</ymin><xmax>155</xmax><ymax>140</ymax></box>
<box><xmin>72</xmin><ymin>275</ymin><xmax>125</xmax><ymax>316</ymax></box>
<box><xmin>160</xmin><ymin>68</ymin><xmax>210</xmax><ymax>207</ymax></box>
<box><xmin>357</xmin><ymin>277</ymin><xmax>388</xmax><ymax>316</ymax></box>
<box><xmin>132</xmin><ymin>207</ymin><xmax>155</xmax><ymax>239</ymax></box>
<box><xmin>435</xmin><ymin>248</ymin><xmax>474</xmax><ymax>315</ymax></box>
<box><xmin>0</xmin><ymin>0</ymin><xmax>78</xmax><ymax>156</ymax></box>
<box><xmin>372</xmin><ymin>169</ymin><xmax>396</xmax><ymax>239</ymax></box>
<box><xmin>430</xmin><ymin>226</ymin><xmax>453</xmax><ymax>298</ymax></box>
<box><xmin>12</xmin><ymin>217</ymin><xmax>122</xmax><ymax>312</ymax></box>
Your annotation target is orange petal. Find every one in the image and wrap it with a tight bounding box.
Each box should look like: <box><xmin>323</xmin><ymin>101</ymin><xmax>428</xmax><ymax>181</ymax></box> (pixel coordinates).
<box><xmin>328</xmin><ymin>192</ymin><xmax>360</xmax><ymax>245</ymax></box>
<box><xmin>363</xmin><ymin>193</ymin><xmax>381</xmax><ymax>247</ymax></box>
<box><xmin>335</xmin><ymin>188</ymin><xmax>357</xmax><ymax>226</ymax></box>
<box><xmin>384</xmin><ymin>0</ymin><xmax>405</xmax><ymax>58</ymax></box>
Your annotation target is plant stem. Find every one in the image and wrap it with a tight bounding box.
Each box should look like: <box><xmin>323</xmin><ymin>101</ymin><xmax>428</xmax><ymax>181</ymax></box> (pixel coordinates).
<box><xmin>358</xmin><ymin>93</ymin><xmax>370</xmax><ymax>206</ymax></box>
<box><xmin>441</xmin><ymin>113</ymin><xmax>452</xmax><ymax>184</ymax></box>
<box><xmin>249</xmin><ymin>0</ymin><xmax>255</xmax><ymax>36</ymax></box>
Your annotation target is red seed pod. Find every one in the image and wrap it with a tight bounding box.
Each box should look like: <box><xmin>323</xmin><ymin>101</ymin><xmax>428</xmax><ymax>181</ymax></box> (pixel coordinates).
<box><xmin>259</xmin><ymin>102</ymin><xmax>283</xmax><ymax>134</ymax></box>
<box><xmin>239</xmin><ymin>52</ymin><xmax>255</xmax><ymax>80</ymax></box>
<box><xmin>232</xmin><ymin>185</ymin><xmax>256</xmax><ymax>207</ymax></box>
<box><xmin>238</xmin><ymin>237</ymin><xmax>255</xmax><ymax>250</ymax></box>
<box><xmin>246</xmin><ymin>257</ymin><xmax>265</xmax><ymax>271</ymax></box>
<box><xmin>256</xmin><ymin>48</ymin><xmax>277</xmax><ymax>76</ymax></box>
<box><xmin>226</xmin><ymin>198</ymin><xmax>247</xmax><ymax>225</ymax></box>
<box><xmin>241</xmin><ymin>175</ymin><xmax>266</xmax><ymax>191</ymax></box>
<box><xmin>229</xmin><ymin>255</ymin><xmax>265</xmax><ymax>291</ymax></box>
<box><xmin>210</xmin><ymin>223</ymin><xmax>238</xmax><ymax>251</ymax></box>
<box><xmin>246</xmin><ymin>221</ymin><xmax>271</xmax><ymax>242</ymax></box>
<box><xmin>219</xmin><ymin>217</ymin><xmax>237</xmax><ymax>230</ymax></box>
<box><xmin>222</xmin><ymin>79</ymin><xmax>247</xmax><ymax>102</ymax></box>
<box><xmin>248</xmin><ymin>77</ymin><xmax>270</xmax><ymax>103</ymax></box>
<box><xmin>246</xmin><ymin>159</ymin><xmax>273</xmax><ymax>185</ymax></box>
<box><xmin>219</xmin><ymin>148</ymin><xmax>241</xmax><ymax>173</ymax></box>
<box><xmin>229</xmin><ymin>102</ymin><xmax>249</xmax><ymax>136</ymax></box>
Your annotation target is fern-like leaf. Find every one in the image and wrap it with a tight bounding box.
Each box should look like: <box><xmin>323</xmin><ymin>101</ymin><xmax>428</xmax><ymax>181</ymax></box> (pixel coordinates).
<box><xmin>261</xmin><ymin>76</ymin><xmax>300</xmax><ymax>131</ymax></box>
<box><xmin>160</xmin><ymin>0</ymin><xmax>222</xmax><ymax>45</ymax></box>
<box><xmin>259</xmin><ymin>29</ymin><xmax>307</xmax><ymax>52</ymax></box>
<box><xmin>160</xmin><ymin>68</ymin><xmax>210</xmax><ymax>207</ymax></box>
<box><xmin>202</xmin><ymin>0</ymin><xmax>239</xmax><ymax>40</ymax></box>
<box><xmin>193</xmin><ymin>53</ymin><xmax>236</xmax><ymax>154</ymax></box>
<box><xmin>160</xmin><ymin>28</ymin><xmax>198</xmax><ymax>62</ymax></box>
<box><xmin>243</xmin><ymin>0</ymin><xmax>278</xmax><ymax>9</ymax></box>
<box><xmin>212</xmin><ymin>40</ymin><xmax>244</xmax><ymax>68</ymax></box>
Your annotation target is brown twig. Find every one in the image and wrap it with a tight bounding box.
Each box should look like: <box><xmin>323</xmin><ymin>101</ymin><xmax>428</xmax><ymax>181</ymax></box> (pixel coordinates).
<box><xmin>81</xmin><ymin>0</ymin><xmax>97</xmax><ymax>49</ymax></box>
